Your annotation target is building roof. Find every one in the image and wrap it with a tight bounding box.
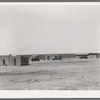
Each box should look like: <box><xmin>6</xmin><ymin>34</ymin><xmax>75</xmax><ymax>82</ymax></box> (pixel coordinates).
<box><xmin>89</xmin><ymin>53</ymin><xmax>98</xmax><ymax>55</ymax></box>
<box><xmin>75</xmin><ymin>53</ymin><xmax>89</xmax><ymax>56</ymax></box>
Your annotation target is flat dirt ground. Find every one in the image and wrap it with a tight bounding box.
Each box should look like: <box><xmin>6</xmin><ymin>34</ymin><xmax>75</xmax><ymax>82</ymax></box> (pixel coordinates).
<box><xmin>0</xmin><ymin>58</ymin><xmax>100</xmax><ymax>90</ymax></box>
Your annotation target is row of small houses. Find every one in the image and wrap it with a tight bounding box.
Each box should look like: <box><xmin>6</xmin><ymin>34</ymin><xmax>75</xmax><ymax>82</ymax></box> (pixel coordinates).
<box><xmin>0</xmin><ymin>53</ymin><xmax>100</xmax><ymax>66</ymax></box>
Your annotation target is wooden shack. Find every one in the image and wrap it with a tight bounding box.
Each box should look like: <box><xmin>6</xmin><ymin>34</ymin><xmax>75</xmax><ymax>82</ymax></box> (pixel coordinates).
<box><xmin>0</xmin><ymin>54</ymin><xmax>30</xmax><ymax>66</ymax></box>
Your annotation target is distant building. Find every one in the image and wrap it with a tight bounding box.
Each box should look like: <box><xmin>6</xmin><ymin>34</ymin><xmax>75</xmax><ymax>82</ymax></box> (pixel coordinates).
<box><xmin>76</xmin><ymin>53</ymin><xmax>89</xmax><ymax>59</ymax></box>
<box><xmin>0</xmin><ymin>54</ymin><xmax>30</xmax><ymax>66</ymax></box>
<box><xmin>76</xmin><ymin>53</ymin><xmax>99</xmax><ymax>59</ymax></box>
<box><xmin>60</xmin><ymin>53</ymin><xmax>76</xmax><ymax>59</ymax></box>
<box><xmin>88</xmin><ymin>53</ymin><xmax>98</xmax><ymax>59</ymax></box>
<box><xmin>31</xmin><ymin>53</ymin><xmax>76</xmax><ymax>60</ymax></box>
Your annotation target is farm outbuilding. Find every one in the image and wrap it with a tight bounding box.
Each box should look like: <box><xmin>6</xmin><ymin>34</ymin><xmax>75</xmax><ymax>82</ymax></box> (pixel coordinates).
<box><xmin>0</xmin><ymin>54</ymin><xmax>30</xmax><ymax>66</ymax></box>
<box><xmin>0</xmin><ymin>55</ymin><xmax>10</xmax><ymax>66</ymax></box>
<box><xmin>88</xmin><ymin>53</ymin><xmax>98</xmax><ymax>59</ymax></box>
<box><xmin>76</xmin><ymin>53</ymin><xmax>99</xmax><ymax>59</ymax></box>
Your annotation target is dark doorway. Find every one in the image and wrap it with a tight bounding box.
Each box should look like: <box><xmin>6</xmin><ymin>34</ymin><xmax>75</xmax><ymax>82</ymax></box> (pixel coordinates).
<box><xmin>47</xmin><ymin>56</ymin><xmax>49</xmax><ymax>60</ymax></box>
<box><xmin>21</xmin><ymin>56</ymin><xmax>29</xmax><ymax>66</ymax></box>
<box><xmin>59</xmin><ymin>55</ymin><xmax>62</xmax><ymax>60</ymax></box>
<box><xmin>3</xmin><ymin>60</ymin><xmax>5</xmax><ymax>65</ymax></box>
<box><xmin>14</xmin><ymin>58</ymin><xmax>16</xmax><ymax>65</ymax></box>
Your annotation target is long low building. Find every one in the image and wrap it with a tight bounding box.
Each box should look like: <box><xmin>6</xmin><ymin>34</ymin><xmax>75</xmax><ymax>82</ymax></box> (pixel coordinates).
<box><xmin>30</xmin><ymin>53</ymin><xmax>76</xmax><ymax>61</ymax></box>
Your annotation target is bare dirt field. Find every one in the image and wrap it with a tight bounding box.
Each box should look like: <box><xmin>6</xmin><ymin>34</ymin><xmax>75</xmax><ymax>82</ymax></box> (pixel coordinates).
<box><xmin>0</xmin><ymin>58</ymin><xmax>100</xmax><ymax>90</ymax></box>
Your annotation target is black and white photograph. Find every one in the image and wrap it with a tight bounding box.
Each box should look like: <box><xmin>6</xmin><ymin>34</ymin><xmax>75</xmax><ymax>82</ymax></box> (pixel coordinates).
<box><xmin>0</xmin><ymin>3</ymin><xmax>100</xmax><ymax>90</ymax></box>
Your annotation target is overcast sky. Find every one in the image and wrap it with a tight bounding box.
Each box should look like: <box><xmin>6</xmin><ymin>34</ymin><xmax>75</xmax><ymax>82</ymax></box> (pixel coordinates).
<box><xmin>0</xmin><ymin>4</ymin><xmax>100</xmax><ymax>55</ymax></box>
